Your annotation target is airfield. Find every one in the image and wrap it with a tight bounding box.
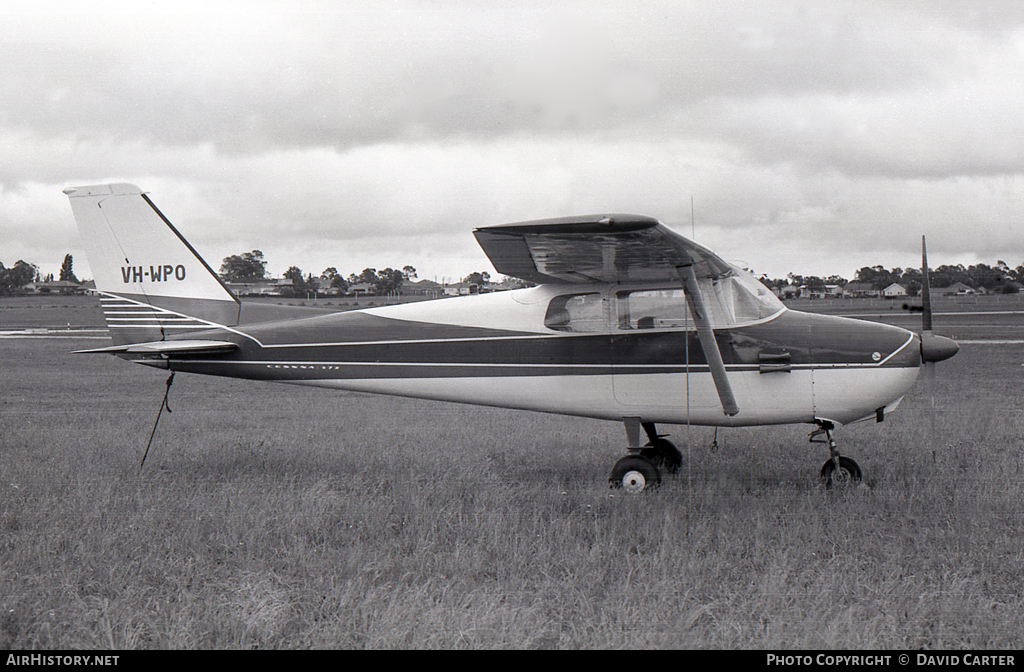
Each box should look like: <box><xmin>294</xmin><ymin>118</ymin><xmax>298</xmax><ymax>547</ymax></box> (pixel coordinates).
<box><xmin>2</xmin><ymin>293</ymin><xmax>1022</xmax><ymax>648</ymax></box>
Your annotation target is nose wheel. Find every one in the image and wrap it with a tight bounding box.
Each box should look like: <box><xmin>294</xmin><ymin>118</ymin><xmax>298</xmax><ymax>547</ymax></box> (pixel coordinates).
<box><xmin>811</xmin><ymin>422</ymin><xmax>862</xmax><ymax>489</ymax></box>
<box><xmin>820</xmin><ymin>456</ymin><xmax>862</xmax><ymax>488</ymax></box>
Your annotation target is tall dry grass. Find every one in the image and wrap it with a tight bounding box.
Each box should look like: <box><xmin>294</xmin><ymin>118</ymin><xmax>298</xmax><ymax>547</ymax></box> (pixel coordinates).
<box><xmin>1</xmin><ymin>333</ymin><xmax>1022</xmax><ymax>649</ymax></box>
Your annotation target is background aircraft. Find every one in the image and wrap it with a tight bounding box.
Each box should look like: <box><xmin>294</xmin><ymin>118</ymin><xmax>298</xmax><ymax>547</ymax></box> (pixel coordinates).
<box><xmin>65</xmin><ymin>184</ymin><xmax>958</xmax><ymax>492</ymax></box>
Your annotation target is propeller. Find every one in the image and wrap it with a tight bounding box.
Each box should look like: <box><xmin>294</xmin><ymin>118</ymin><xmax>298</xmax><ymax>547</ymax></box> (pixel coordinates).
<box><xmin>919</xmin><ymin>236</ymin><xmax>959</xmax><ymax>366</ymax></box>
<box><xmin>918</xmin><ymin>236</ymin><xmax>959</xmax><ymax>430</ymax></box>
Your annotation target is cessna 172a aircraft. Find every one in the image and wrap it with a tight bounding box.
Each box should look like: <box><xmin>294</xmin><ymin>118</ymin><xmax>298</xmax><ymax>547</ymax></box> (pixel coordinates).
<box><xmin>65</xmin><ymin>183</ymin><xmax>959</xmax><ymax>492</ymax></box>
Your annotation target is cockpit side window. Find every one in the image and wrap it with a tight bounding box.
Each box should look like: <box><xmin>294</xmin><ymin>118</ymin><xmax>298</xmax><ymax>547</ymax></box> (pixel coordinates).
<box><xmin>544</xmin><ymin>293</ymin><xmax>604</xmax><ymax>332</ymax></box>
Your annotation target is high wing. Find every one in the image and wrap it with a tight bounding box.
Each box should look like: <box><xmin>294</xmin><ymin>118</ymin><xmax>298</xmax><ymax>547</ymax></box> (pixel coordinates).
<box><xmin>473</xmin><ymin>214</ymin><xmax>735</xmax><ymax>285</ymax></box>
<box><xmin>475</xmin><ymin>214</ymin><xmax>740</xmax><ymax>416</ymax></box>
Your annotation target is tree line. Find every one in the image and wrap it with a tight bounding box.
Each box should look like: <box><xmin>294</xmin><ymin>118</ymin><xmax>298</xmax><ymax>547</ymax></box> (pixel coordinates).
<box><xmin>217</xmin><ymin>249</ymin><xmax>416</xmax><ymax>295</ymax></box>
<box><xmin>760</xmin><ymin>261</ymin><xmax>1024</xmax><ymax>296</ymax></box>
<box><xmin>3</xmin><ymin>250</ymin><xmax>1022</xmax><ymax>296</ymax></box>
<box><xmin>218</xmin><ymin>249</ymin><xmax>493</xmax><ymax>296</ymax></box>
<box><xmin>0</xmin><ymin>254</ymin><xmax>78</xmax><ymax>294</ymax></box>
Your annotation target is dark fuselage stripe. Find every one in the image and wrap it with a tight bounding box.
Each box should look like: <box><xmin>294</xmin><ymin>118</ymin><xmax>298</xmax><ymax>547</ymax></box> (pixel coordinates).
<box><xmin>161</xmin><ymin>304</ymin><xmax>921</xmax><ymax>379</ymax></box>
<box><xmin>170</xmin><ymin>358</ymin><xmax>917</xmax><ymax>380</ymax></box>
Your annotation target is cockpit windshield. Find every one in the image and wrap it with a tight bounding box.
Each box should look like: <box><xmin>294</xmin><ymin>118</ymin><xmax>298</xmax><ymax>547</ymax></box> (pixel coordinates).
<box><xmin>705</xmin><ymin>266</ymin><xmax>785</xmax><ymax>324</ymax></box>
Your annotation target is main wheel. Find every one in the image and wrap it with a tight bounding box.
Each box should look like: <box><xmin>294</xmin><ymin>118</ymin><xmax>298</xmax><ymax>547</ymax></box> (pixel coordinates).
<box><xmin>609</xmin><ymin>455</ymin><xmax>661</xmax><ymax>494</ymax></box>
<box><xmin>640</xmin><ymin>438</ymin><xmax>683</xmax><ymax>474</ymax></box>
<box><xmin>820</xmin><ymin>456</ymin><xmax>862</xmax><ymax>489</ymax></box>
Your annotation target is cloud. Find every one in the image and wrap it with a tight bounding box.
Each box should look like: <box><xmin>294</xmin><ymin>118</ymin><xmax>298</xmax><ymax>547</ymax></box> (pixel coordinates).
<box><xmin>2</xmin><ymin>1</ymin><xmax>1024</xmax><ymax>284</ymax></box>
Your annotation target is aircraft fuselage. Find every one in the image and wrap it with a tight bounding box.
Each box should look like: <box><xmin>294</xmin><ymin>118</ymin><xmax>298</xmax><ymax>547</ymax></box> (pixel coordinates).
<box><xmin>144</xmin><ymin>285</ymin><xmax>921</xmax><ymax>428</ymax></box>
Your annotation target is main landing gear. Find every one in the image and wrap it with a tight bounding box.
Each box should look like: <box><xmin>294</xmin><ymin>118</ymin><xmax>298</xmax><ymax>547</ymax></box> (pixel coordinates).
<box><xmin>608</xmin><ymin>420</ymin><xmax>683</xmax><ymax>494</ymax></box>
<box><xmin>608</xmin><ymin>419</ymin><xmax>863</xmax><ymax>492</ymax></box>
<box><xmin>811</xmin><ymin>421</ymin><xmax>862</xmax><ymax>489</ymax></box>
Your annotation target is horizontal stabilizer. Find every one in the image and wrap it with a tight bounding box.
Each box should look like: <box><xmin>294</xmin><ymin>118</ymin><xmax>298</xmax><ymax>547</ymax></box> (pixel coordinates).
<box><xmin>73</xmin><ymin>339</ymin><xmax>238</xmax><ymax>355</ymax></box>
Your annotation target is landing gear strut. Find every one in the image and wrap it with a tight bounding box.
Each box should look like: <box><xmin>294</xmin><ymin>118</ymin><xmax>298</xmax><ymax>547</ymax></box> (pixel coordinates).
<box><xmin>639</xmin><ymin>421</ymin><xmax>683</xmax><ymax>474</ymax></box>
<box><xmin>609</xmin><ymin>419</ymin><xmax>681</xmax><ymax>493</ymax></box>
<box><xmin>811</xmin><ymin>421</ymin><xmax>862</xmax><ymax>488</ymax></box>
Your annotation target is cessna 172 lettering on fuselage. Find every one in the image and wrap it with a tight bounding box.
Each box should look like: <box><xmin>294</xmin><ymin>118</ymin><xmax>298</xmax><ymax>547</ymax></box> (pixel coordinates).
<box><xmin>65</xmin><ymin>183</ymin><xmax>959</xmax><ymax>492</ymax></box>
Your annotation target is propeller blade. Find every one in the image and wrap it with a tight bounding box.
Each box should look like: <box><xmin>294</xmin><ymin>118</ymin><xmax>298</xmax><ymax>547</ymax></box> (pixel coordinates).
<box><xmin>925</xmin><ymin>359</ymin><xmax>936</xmax><ymax>435</ymax></box>
<box><xmin>922</xmin><ymin>237</ymin><xmax>936</xmax><ymax>437</ymax></box>
<box><xmin>919</xmin><ymin>235</ymin><xmax>959</xmax><ymax>363</ymax></box>
<box><xmin>919</xmin><ymin>234</ymin><xmax>959</xmax><ymax>436</ymax></box>
<box><xmin>921</xmin><ymin>235</ymin><xmax>932</xmax><ymax>333</ymax></box>
<box><xmin>923</xmin><ymin>359</ymin><xmax>936</xmax><ymax>392</ymax></box>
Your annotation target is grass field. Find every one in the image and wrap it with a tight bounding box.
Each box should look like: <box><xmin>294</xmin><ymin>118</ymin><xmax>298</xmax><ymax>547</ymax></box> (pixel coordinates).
<box><xmin>1</xmin><ymin>296</ymin><xmax>1023</xmax><ymax>649</ymax></box>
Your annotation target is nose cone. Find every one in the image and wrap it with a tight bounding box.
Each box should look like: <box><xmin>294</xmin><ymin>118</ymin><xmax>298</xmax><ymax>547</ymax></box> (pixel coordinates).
<box><xmin>921</xmin><ymin>333</ymin><xmax>959</xmax><ymax>363</ymax></box>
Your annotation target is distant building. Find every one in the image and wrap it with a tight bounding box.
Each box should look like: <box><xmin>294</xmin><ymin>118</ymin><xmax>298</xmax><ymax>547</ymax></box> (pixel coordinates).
<box><xmin>942</xmin><ymin>281</ymin><xmax>976</xmax><ymax>295</ymax></box>
<box><xmin>226</xmin><ymin>278</ymin><xmax>294</xmax><ymax>296</ymax></box>
<box><xmin>315</xmin><ymin>277</ymin><xmax>343</xmax><ymax>295</ymax></box>
<box><xmin>24</xmin><ymin>280</ymin><xmax>83</xmax><ymax>295</ymax></box>
<box><xmin>801</xmin><ymin>285</ymin><xmax>843</xmax><ymax>299</ymax></box>
<box><xmin>406</xmin><ymin>279</ymin><xmax>444</xmax><ymax>297</ymax></box>
<box><xmin>842</xmin><ymin>282</ymin><xmax>880</xmax><ymax>298</ymax></box>
<box><xmin>490</xmin><ymin>277</ymin><xmax>532</xmax><ymax>291</ymax></box>
<box><xmin>882</xmin><ymin>283</ymin><xmax>907</xmax><ymax>298</ymax></box>
<box><xmin>443</xmin><ymin>282</ymin><xmax>479</xmax><ymax>296</ymax></box>
<box><xmin>346</xmin><ymin>282</ymin><xmax>374</xmax><ymax>296</ymax></box>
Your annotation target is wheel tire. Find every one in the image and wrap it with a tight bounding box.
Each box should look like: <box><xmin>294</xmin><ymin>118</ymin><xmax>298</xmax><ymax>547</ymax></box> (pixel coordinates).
<box><xmin>609</xmin><ymin>455</ymin><xmax>661</xmax><ymax>494</ymax></box>
<box><xmin>640</xmin><ymin>438</ymin><xmax>683</xmax><ymax>474</ymax></box>
<box><xmin>820</xmin><ymin>456</ymin><xmax>862</xmax><ymax>489</ymax></box>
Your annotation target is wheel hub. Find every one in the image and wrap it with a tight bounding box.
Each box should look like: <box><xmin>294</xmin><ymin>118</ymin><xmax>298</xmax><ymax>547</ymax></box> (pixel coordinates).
<box><xmin>621</xmin><ymin>470</ymin><xmax>647</xmax><ymax>494</ymax></box>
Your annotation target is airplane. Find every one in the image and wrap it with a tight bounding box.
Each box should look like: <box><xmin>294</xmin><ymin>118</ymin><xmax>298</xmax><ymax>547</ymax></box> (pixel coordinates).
<box><xmin>64</xmin><ymin>183</ymin><xmax>959</xmax><ymax>492</ymax></box>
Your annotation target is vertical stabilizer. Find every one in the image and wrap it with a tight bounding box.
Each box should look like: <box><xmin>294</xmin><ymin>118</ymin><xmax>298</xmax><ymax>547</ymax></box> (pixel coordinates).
<box><xmin>64</xmin><ymin>184</ymin><xmax>241</xmax><ymax>345</ymax></box>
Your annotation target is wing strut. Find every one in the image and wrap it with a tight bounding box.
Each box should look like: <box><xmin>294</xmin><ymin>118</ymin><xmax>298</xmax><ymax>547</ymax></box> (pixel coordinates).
<box><xmin>678</xmin><ymin>264</ymin><xmax>739</xmax><ymax>417</ymax></box>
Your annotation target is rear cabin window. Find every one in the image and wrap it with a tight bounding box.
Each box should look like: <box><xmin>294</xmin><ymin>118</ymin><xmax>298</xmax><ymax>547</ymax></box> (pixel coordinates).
<box><xmin>544</xmin><ymin>293</ymin><xmax>605</xmax><ymax>332</ymax></box>
<box><xmin>616</xmin><ymin>289</ymin><xmax>692</xmax><ymax>330</ymax></box>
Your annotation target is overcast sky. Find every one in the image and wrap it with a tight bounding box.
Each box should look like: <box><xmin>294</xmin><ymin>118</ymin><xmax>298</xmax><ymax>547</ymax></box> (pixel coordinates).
<box><xmin>3</xmin><ymin>0</ymin><xmax>1023</xmax><ymax>284</ymax></box>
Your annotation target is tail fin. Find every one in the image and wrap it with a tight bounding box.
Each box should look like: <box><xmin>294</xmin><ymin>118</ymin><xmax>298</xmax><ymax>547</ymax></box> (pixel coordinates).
<box><xmin>64</xmin><ymin>184</ymin><xmax>240</xmax><ymax>345</ymax></box>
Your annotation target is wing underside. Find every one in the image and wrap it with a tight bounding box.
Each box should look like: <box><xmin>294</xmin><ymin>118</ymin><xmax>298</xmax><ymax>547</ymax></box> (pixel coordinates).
<box><xmin>473</xmin><ymin>215</ymin><xmax>734</xmax><ymax>285</ymax></box>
